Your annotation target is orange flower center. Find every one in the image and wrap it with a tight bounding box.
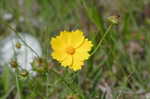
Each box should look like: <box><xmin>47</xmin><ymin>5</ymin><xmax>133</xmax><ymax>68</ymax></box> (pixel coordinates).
<box><xmin>66</xmin><ymin>46</ymin><xmax>75</xmax><ymax>55</ymax></box>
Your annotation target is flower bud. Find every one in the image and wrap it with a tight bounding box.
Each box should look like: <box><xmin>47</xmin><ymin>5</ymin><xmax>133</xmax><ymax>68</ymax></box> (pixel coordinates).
<box><xmin>10</xmin><ymin>60</ymin><xmax>18</xmax><ymax>68</ymax></box>
<box><xmin>107</xmin><ymin>15</ymin><xmax>120</xmax><ymax>24</ymax></box>
<box><xmin>67</xmin><ymin>94</ymin><xmax>79</xmax><ymax>99</ymax></box>
<box><xmin>20</xmin><ymin>70</ymin><xmax>28</xmax><ymax>77</ymax></box>
<box><xmin>15</xmin><ymin>42</ymin><xmax>21</xmax><ymax>49</ymax></box>
<box><xmin>31</xmin><ymin>57</ymin><xmax>48</xmax><ymax>73</ymax></box>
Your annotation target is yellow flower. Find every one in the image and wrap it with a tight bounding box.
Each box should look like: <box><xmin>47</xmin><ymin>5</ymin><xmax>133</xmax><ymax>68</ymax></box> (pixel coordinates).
<box><xmin>50</xmin><ymin>30</ymin><xmax>93</xmax><ymax>71</ymax></box>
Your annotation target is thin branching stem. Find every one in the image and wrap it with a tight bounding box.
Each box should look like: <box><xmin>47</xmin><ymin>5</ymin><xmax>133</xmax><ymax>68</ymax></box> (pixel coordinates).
<box><xmin>51</xmin><ymin>69</ymin><xmax>85</xmax><ymax>98</ymax></box>
<box><xmin>2</xmin><ymin>86</ymin><xmax>15</xmax><ymax>99</ymax></box>
<box><xmin>51</xmin><ymin>69</ymin><xmax>76</xmax><ymax>93</ymax></box>
<box><xmin>91</xmin><ymin>24</ymin><xmax>113</xmax><ymax>56</ymax></box>
<box><xmin>16</xmin><ymin>71</ymin><xmax>21</xmax><ymax>99</ymax></box>
<box><xmin>46</xmin><ymin>72</ymin><xmax>49</xmax><ymax>99</ymax></box>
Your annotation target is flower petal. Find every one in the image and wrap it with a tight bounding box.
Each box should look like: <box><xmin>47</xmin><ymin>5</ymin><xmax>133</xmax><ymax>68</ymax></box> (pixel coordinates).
<box><xmin>69</xmin><ymin>30</ymin><xmax>85</xmax><ymax>48</ymax></box>
<box><xmin>70</xmin><ymin>55</ymin><xmax>84</xmax><ymax>71</ymax></box>
<box><xmin>51</xmin><ymin>51</ymin><xmax>67</xmax><ymax>61</ymax></box>
<box><xmin>50</xmin><ymin>31</ymin><xmax>71</xmax><ymax>51</ymax></box>
<box><xmin>61</xmin><ymin>55</ymin><xmax>72</xmax><ymax>67</ymax></box>
<box><xmin>73</xmin><ymin>38</ymin><xmax>92</xmax><ymax>61</ymax></box>
<box><xmin>77</xmin><ymin>38</ymin><xmax>93</xmax><ymax>52</ymax></box>
<box><xmin>50</xmin><ymin>36</ymin><xmax>66</xmax><ymax>51</ymax></box>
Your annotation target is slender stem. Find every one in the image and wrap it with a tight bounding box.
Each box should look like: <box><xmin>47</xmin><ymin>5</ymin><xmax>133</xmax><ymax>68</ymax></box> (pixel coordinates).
<box><xmin>51</xmin><ymin>69</ymin><xmax>76</xmax><ymax>93</ymax></box>
<box><xmin>51</xmin><ymin>69</ymin><xmax>85</xmax><ymax>98</ymax></box>
<box><xmin>46</xmin><ymin>72</ymin><xmax>49</xmax><ymax>99</ymax></box>
<box><xmin>91</xmin><ymin>24</ymin><xmax>113</xmax><ymax>56</ymax></box>
<box><xmin>16</xmin><ymin>72</ymin><xmax>21</xmax><ymax>99</ymax></box>
<box><xmin>2</xmin><ymin>86</ymin><xmax>15</xmax><ymax>99</ymax></box>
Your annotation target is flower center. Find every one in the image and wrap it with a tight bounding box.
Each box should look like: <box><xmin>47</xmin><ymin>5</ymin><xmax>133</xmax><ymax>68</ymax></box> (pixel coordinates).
<box><xmin>66</xmin><ymin>46</ymin><xmax>75</xmax><ymax>55</ymax></box>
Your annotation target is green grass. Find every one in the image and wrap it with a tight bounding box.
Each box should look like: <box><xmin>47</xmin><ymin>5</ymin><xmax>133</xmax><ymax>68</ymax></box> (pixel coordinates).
<box><xmin>0</xmin><ymin>0</ymin><xmax>150</xmax><ymax>99</ymax></box>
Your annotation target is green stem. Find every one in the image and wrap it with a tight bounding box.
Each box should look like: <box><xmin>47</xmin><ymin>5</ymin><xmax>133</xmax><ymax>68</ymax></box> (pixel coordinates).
<box><xmin>51</xmin><ymin>69</ymin><xmax>76</xmax><ymax>93</ymax></box>
<box><xmin>91</xmin><ymin>24</ymin><xmax>113</xmax><ymax>56</ymax></box>
<box><xmin>52</xmin><ymin>69</ymin><xmax>85</xmax><ymax>98</ymax></box>
<box><xmin>2</xmin><ymin>86</ymin><xmax>15</xmax><ymax>99</ymax></box>
<box><xmin>16</xmin><ymin>72</ymin><xmax>21</xmax><ymax>99</ymax></box>
<box><xmin>46</xmin><ymin>72</ymin><xmax>49</xmax><ymax>99</ymax></box>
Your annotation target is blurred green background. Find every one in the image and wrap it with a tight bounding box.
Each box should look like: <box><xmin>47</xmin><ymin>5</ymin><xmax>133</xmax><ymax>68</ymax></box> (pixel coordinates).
<box><xmin>0</xmin><ymin>0</ymin><xmax>150</xmax><ymax>99</ymax></box>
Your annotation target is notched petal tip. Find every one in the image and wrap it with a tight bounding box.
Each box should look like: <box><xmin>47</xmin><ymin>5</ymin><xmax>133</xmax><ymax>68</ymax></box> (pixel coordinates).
<box><xmin>71</xmin><ymin>66</ymin><xmax>82</xmax><ymax>71</ymax></box>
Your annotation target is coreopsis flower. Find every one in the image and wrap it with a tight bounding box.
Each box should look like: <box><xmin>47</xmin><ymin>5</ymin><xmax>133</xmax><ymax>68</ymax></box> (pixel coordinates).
<box><xmin>50</xmin><ymin>30</ymin><xmax>93</xmax><ymax>71</ymax></box>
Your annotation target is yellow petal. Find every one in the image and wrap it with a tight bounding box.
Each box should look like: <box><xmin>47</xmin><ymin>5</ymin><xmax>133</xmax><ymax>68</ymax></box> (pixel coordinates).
<box><xmin>69</xmin><ymin>30</ymin><xmax>85</xmax><ymax>48</ymax></box>
<box><xmin>51</xmin><ymin>51</ymin><xmax>67</xmax><ymax>61</ymax></box>
<box><xmin>50</xmin><ymin>36</ymin><xmax>66</xmax><ymax>51</ymax></box>
<box><xmin>73</xmin><ymin>38</ymin><xmax>93</xmax><ymax>61</ymax></box>
<box><xmin>74</xmin><ymin>50</ymin><xmax>90</xmax><ymax>61</ymax></box>
<box><xmin>77</xmin><ymin>38</ymin><xmax>93</xmax><ymax>52</ymax></box>
<box><xmin>60</xmin><ymin>31</ymin><xmax>70</xmax><ymax>45</ymax></box>
<box><xmin>61</xmin><ymin>55</ymin><xmax>72</xmax><ymax>67</ymax></box>
<box><xmin>70</xmin><ymin>55</ymin><xmax>84</xmax><ymax>71</ymax></box>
